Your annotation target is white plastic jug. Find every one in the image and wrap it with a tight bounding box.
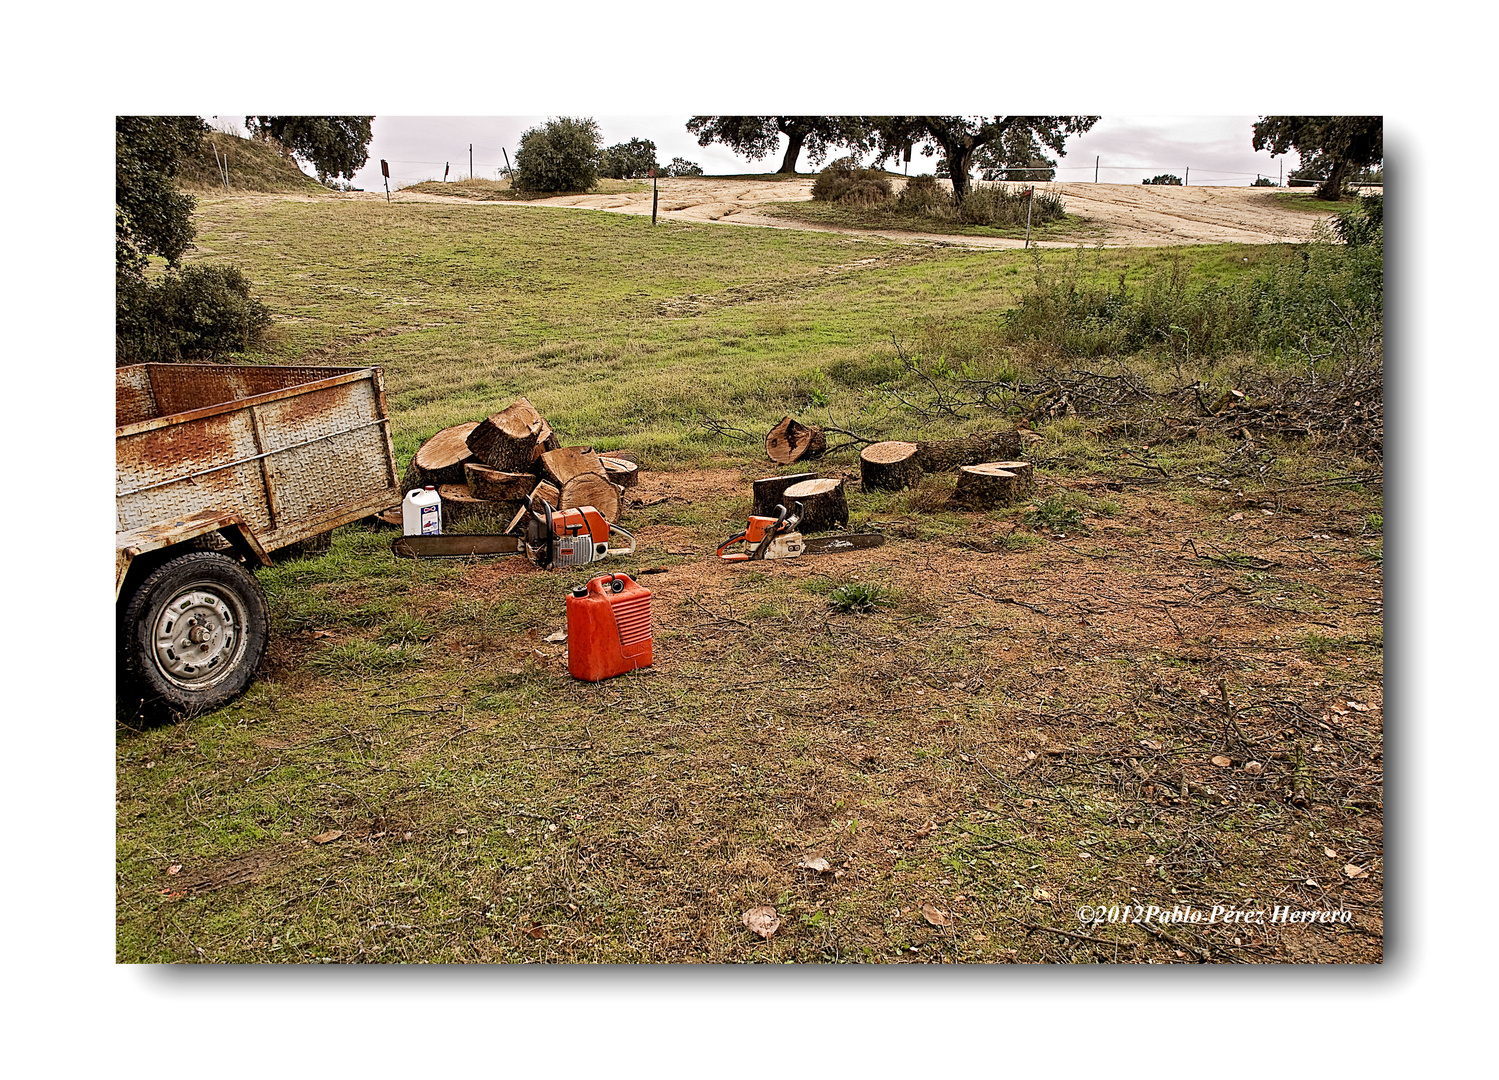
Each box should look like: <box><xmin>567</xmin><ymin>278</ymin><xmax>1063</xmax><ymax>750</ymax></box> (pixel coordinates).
<box><xmin>402</xmin><ymin>486</ymin><xmax>442</xmax><ymax>536</ymax></box>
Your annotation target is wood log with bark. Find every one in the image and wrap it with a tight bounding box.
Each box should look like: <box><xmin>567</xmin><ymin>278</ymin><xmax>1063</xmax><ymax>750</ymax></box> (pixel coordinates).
<box><xmin>859</xmin><ymin>441</ymin><xmax>921</xmax><ymax>492</ymax></box>
<box><xmin>435</xmin><ymin>483</ymin><xmax>511</xmax><ymax>527</ymax></box>
<box><xmin>750</xmin><ymin>472</ymin><xmax>818</xmax><ymax>517</ymax></box>
<box><xmin>559</xmin><ymin>472</ymin><xmax>623</xmax><ymax>523</ymax></box>
<box><xmin>765</xmin><ymin>415</ymin><xmax>827</xmax><ymax>464</ymax></box>
<box><xmin>527</xmin><ymin>480</ymin><xmax>562</xmax><ymax>514</ymax></box>
<box><xmin>539</xmin><ymin>446</ymin><xmax>604</xmax><ymax>488</ymax></box>
<box><xmin>402</xmin><ymin>421</ymin><xmax>480</xmax><ymax>490</ymax></box>
<box><xmin>781</xmin><ymin>477</ymin><xmax>848</xmax><ymax>533</ymax></box>
<box><xmin>914</xmin><ymin>430</ymin><xmax>1023</xmax><ymax>473</ymax></box>
<box><xmin>464</xmin><ymin>463</ymin><xmax>539</xmax><ymax>502</ymax></box>
<box><xmin>599</xmin><ymin>456</ymin><xmax>639</xmax><ymax>489</ymax></box>
<box><xmin>467</xmin><ymin>400</ymin><xmax>545</xmax><ymax>472</ymax></box>
<box><xmin>950</xmin><ymin>461</ymin><xmax>1035</xmax><ymax>509</ymax></box>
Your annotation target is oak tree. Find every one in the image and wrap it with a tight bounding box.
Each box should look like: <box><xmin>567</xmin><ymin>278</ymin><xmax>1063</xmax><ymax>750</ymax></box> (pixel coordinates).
<box><xmin>1252</xmin><ymin>116</ymin><xmax>1383</xmax><ymax>201</ymax></box>
<box><xmin>871</xmin><ymin>116</ymin><xmax>1099</xmax><ymax>200</ymax></box>
<box><xmin>246</xmin><ymin>116</ymin><xmax>374</xmax><ymax>182</ymax></box>
<box><xmin>686</xmin><ymin>116</ymin><xmax>871</xmax><ymax>174</ymax></box>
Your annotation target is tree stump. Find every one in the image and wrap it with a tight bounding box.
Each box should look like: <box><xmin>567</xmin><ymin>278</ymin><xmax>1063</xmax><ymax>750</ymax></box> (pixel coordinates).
<box><xmin>782</xmin><ymin>477</ymin><xmax>848</xmax><ymax>533</ymax></box>
<box><xmin>859</xmin><ymin>441</ymin><xmax>921</xmax><ymax>492</ymax></box>
<box><xmin>750</xmin><ymin>472</ymin><xmax>818</xmax><ymax>517</ymax></box>
<box><xmin>914</xmin><ymin>430</ymin><xmax>1023</xmax><ymax>473</ymax></box>
<box><xmin>464</xmin><ymin>463</ymin><xmax>538</xmax><ymax>502</ymax></box>
<box><xmin>559</xmin><ymin>472</ymin><xmax>623</xmax><ymax>523</ymax></box>
<box><xmin>539</xmin><ymin>446</ymin><xmax>604</xmax><ymax>488</ymax></box>
<box><xmin>950</xmin><ymin>461</ymin><xmax>1035</xmax><ymax>509</ymax></box>
<box><xmin>467</xmin><ymin>400</ymin><xmax>545</xmax><ymax>472</ymax></box>
<box><xmin>402</xmin><ymin>421</ymin><xmax>480</xmax><ymax>490</ymax></box>
<box><xmin>599</xmin><ymin>456</ymin><xmax>639</xmax><ymax>488</ymax></box>
<box><xmin>766</xmin><ymin>415</ymin><xmax>827</xmax><ymax>464</ymax></box>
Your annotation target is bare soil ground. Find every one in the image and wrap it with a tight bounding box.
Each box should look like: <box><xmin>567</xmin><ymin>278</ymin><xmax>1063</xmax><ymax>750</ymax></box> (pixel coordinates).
<box><xmin>372</xmin><ymin>178</ymin><xmax>1329</xmax><ymax>248</ymax></box>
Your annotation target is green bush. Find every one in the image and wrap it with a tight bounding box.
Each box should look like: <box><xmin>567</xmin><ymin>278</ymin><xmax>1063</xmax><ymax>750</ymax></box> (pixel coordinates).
<box><xmin>1144</xmin><ymin>174</ymin><xmax>1183</xmax><ymax>186</ymax></box>
<box><xmin>665</xmin><ymin>157</ymin><xmax>704</xmax><ymax>177</ymax></box>
<box><xmin>513</xmin><ymin>117</ymin><xmax>601</xmax><ymax>193</ymax></box>
<box><xmin>811</xmin><ymin>157</ymin><xmax>892</xmax><ymax>205</ymax></box>
<box><xmin>956</xmin><ymin>183</ymin><xmax>1065</xmax><ymax>227</ymax></box>
<box><xmin>896</xmin><ymin>174</ymin><xmax>948</xmax><ymax>214</ymax></box>
<box><xmin>598</xmin><ymin>138</ymin><xmax>658</xmax><ymax>180</ymax></box>
<box><xmin>116</xmin><ymin>263</ymin><xmax>272</xmax><ymax>364</ymax></box>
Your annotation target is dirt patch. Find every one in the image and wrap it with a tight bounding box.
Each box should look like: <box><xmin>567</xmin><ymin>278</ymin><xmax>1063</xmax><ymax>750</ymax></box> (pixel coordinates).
<box><xmin>347</xmin><ymin>178</ymin><xmax>1331</xmax><ymax>249</ymax></box>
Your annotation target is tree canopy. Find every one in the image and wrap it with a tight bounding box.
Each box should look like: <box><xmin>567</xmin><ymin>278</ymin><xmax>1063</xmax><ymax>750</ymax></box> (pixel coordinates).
<box><xmin>246</xmin><ymin>116</ymin><xmax>374</xmax><ymax>182</ymax></box>
<box><xmin>598</xmin><ymin>138</ymin><xmax>659</xmax><ymax>180</ymax></box>
<box><xmin>686</xmin><ymin>116</ymin><xmax>871</xmax><ymax>174</ymax></box>
<box><xmin>116</xmin><ymin>115</ymin><xmax>206</xmax><ymax>279</ymax></box>
<box><xmin>871</xmin><ymin>116</ymin><xmax>1099</xmax><ymax>199</ymax></box>
<box><xmin>1252</xmin><ymin>116</ymin><xmax>1383</xmax><ymax>201</ymax></box>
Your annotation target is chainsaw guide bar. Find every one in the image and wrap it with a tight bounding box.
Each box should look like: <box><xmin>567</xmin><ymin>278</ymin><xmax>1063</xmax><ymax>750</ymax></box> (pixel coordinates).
<box><xmin>391</xmin><ymin>534</ymin><xmax>525</xmax><ymax>559</ymax></box>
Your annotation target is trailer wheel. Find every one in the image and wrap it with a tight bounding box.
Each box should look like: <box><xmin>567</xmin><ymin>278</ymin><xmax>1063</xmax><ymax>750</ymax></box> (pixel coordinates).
<box><xmin>120</xmin><ymin>550</ymin><xmax>270</xmax><ymax>718</ymax></box>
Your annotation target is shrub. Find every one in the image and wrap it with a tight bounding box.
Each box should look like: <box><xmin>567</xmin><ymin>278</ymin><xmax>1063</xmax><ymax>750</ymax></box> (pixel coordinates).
<box><xmin>598</xmin><ymin>138</ymin><xmax>658</xmax><ymax>180</ymax></box>
<box><xmin>1143</xmin><ymin>174</ymin><xmax>1183</xmax><ymax>186</ymax></box>
<box><xmin>811</xmin><ymin>156</ymin><xmax>892</xmax><ymax>205</ymax></box>
<box><xmin>956</xmin><ymin>183</ymin><xmax>1065</xmax><ymax>227</ymax></box>
<box><xmin>1250</xmin><ymin>177</ymin><xmax>1277</xmax><ymax>187</ymax></box>
<box><xmin>896</xmin><ymin>174</ymin><xmax>949</xmax><ymax>214</ymax></box>
<box><xmin>664</xmin><ymin>157</ymin><xmax>704</xmax><ymax>177</ymax></box>
<box><xmin>513</xmin><ymin>117</ymin><xmax>601</xmax><ymax>193</ymax></box>
<box><xmin>116</xmin><ymin>263</ymin><xmax>272</xmax><ymax>364</ymax></box>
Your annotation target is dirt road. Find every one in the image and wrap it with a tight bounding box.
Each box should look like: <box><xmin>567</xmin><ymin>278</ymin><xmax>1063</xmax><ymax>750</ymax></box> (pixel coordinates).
<box><xmin>382</xmin><ymin>177</ymin><xmax>1332</xmax><ymax>248</ymax></box>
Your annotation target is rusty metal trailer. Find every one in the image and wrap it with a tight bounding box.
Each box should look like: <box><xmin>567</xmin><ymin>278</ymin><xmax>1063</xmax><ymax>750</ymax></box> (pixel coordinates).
<box><xmin>116</xmin><ymin>363</ymin><xmax>401</xmax><ymax>716</ymax></box>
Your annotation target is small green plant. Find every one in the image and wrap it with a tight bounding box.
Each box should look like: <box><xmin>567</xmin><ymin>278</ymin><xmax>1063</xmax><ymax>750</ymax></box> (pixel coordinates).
<box><xmin>1364</xmin><ymin>513</ymin><xmax>1383</xmax><ymax>533</ymax></box>
<box><xmin>1025</xmin><ymin>496</ymin><xmax>1086</xmax><ymax>533</ymax></box>
<box><xmin>828</xmin><ymin>581</ymin><xmax>891</xmax><ymax>614</ymax></box>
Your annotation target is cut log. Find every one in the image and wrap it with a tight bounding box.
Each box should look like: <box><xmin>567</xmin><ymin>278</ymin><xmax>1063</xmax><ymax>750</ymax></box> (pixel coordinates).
<box><xmin>750</xmin><ymin>472</ymin><xmax>818</xmax><ymax>517</ymax></box>
<box><xmin>559</xmin><ymin>472</ymin><xmax>623</xmax><ymax>523</ymax></box>
<box><xmin>914</xmin><ymin>430</ymin><xmax>1023</xmax><ymax>473</ymax></box>
<box><xmin>527</xmin><ymin>480</ymin><xmax>562</xmax><ymax>514</ymax></box>
<box><xmin>860</xmin><ymin>441</ymin><xmax>921</xmax><ymax>492</ymax></box>
<box><xmin>782</xmin><ymin>477</ymin><xmax>848</xmax><ymax>533</ymax></box>
<box><xmin>950</xmin><ymin>461</ymin><xmax>1035</xmax><ymax>509</ymax></box>
<box><xmin>403</xmin><ymin>421</ymin><xmax>480</xmax><ymax>489</ymax></box>
<box><xmin>539</xmin><ymin>446</ymin><xmax>604</xmax><ymax>488</ymax></box>
<box><xmin>464</xmin><ymin>463</ymin><xmax>538</xmax><ymax>502</ymax></box>
<box><xmin>467</xmin><ymin>400</ymin><xmax>545</xmax><ymax>472</ymax></box>
<box><xmin>766</xmin><ymin>415</ymin><xmax>827</xmax><ymax>464</ymax></box>
<box><xmin>599</xmin><ymin>456</ymin><xmax>640</xmax><ymax>489</ymax></box>
<box><xmin>435</xmin><ymin>483</ymin><xmax>508</xmax><ymax>528</ymax></box>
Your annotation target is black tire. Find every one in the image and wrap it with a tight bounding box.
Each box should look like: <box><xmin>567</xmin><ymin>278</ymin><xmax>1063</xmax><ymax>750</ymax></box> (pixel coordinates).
<box><xmin>120</xmin><ymin>550</ymin><xmax>270</xmax><ymax>718</ymax></box>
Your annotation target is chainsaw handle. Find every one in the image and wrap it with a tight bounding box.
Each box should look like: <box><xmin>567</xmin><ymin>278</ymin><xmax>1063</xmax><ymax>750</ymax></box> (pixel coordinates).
<box><xmin>716</xmin><ymin>530</ymin><xmax>751</xmax><ymax>562</ymax></box>
<box><xmin>607</xmin><ymin>523</ymin><xmax>637</xmax><ymax>556</ymax></box>
<box><xmin>751</xmin><ymin>505</ymin><xmax>788</xmax><ymax>560</ymax></box>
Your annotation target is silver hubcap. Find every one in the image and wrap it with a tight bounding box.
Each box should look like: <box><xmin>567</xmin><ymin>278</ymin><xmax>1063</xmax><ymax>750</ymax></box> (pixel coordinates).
<box><xmin>151</xmin><ymin>585</ymin><xmax>246</xmax><ymax>690</ymax></box>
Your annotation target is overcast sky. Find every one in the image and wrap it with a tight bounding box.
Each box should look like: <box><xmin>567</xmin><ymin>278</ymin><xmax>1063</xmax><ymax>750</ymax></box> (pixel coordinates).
<box><xmin>209</xmin><ymin>114</ymin><xmax>1306</xmax><ymax>193</ymax></box>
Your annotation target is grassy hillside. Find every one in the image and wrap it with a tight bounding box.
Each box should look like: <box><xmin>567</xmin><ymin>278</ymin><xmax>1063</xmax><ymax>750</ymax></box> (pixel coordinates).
<box><xmin>177</xmin><ymin>129</ymin><xmax>326</xmax><ymax>194</ymax></box>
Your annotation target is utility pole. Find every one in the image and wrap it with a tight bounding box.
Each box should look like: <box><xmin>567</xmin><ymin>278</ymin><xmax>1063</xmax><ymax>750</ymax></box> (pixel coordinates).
<box><xmin>470</xmin><ymin>144</ymin><xmax>474</xmax><ymax>181</ymax></box>
<box><xmin>1095</xmin><ymin>155</ymin><xmax>1099</xmax><ymax>183</ymax></box>
<box><xmin>1184</xmin><ymin>167</ymin><xmax>1189</xmax><ymax>187</ymax></box>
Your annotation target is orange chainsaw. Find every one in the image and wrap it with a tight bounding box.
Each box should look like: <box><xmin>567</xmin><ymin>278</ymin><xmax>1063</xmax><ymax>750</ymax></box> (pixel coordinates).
<box><xmin>392</xmin><ymin>501</ymin><xmax>636</xmax><ymax>570</ymax></box>
<box><xmin>715</xmin><ymin>503</ymin><xmax>885</xmax><ymax>562</ymax></box>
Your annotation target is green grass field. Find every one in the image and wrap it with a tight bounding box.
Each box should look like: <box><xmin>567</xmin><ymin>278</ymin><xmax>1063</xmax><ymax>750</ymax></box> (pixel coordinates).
<box><xmin>118</xmin><ymin>191</ymin><xmax>1384</xmax><ymax>964</ymax></box>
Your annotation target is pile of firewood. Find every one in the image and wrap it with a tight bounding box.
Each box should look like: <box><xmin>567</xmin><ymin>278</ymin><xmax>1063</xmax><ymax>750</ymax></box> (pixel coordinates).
<box><xmin>765</xmin><ymin>414</ymin><xmax>1035</xmax><ymax>510</ymax></box>
<box><xmin>395</xmin><ymin>397</ymin><xmax>638</xmax><ymax>529</ymax></box>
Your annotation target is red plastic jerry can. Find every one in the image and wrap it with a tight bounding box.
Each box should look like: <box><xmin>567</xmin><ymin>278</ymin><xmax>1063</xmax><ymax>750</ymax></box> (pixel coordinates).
<box><xmin>566</xmin><ymin>572</ymin><xmax>653</xmax><ymax>681</ymax></box>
